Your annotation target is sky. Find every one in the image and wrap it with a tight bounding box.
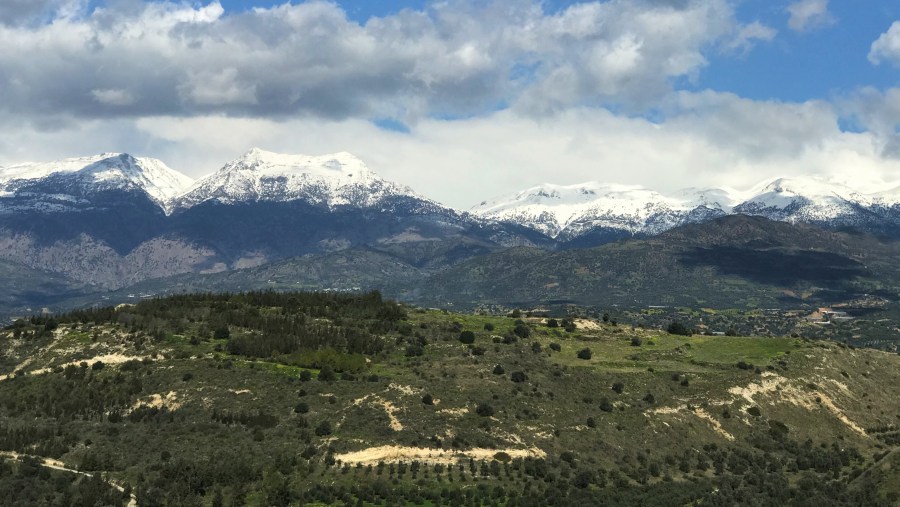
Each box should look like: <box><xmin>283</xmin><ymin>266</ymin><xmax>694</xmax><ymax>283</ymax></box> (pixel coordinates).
<box><xmin>0</xmin><ymin>0</ymin><xmax>899</xmax><ymax>208</ymax></box>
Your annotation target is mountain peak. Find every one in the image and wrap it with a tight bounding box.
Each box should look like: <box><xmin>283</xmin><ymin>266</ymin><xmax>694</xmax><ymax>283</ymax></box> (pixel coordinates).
<box><xmin>0</xmin><ymin>153</ymin><xmax>194</xmax><ymax>209</ymax></box>
<box><xmin>174</xmin><ymin>149</ymin><xmax>413</xmax><ymax>210</ymax></box>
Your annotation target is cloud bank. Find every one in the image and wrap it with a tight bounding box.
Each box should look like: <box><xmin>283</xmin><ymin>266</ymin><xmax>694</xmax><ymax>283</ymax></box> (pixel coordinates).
<box><xmin>0</xmin><ymin>0</ymin><xmax>898</xmax><ymax>208</ymax></box>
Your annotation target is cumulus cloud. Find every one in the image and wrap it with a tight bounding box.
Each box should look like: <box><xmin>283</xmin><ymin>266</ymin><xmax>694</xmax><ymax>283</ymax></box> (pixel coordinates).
<box><xmin>722</xmin><ymin>21</ymin><xmax>777</xmax><ymax>54</ymax></box>
<box><xmin>786</xmin><ymin>0</ymin><xmax>833</xmax><ymax>32</ymax></box>
<box><xmin>0</xmin><ymin>0</ymin><xmax>753</xmax><ymax>123</ymax></box>
<box><xmin>869</xmin><ymin>21</ymin><xmax>900</xmax><ymax>66</ymax></box>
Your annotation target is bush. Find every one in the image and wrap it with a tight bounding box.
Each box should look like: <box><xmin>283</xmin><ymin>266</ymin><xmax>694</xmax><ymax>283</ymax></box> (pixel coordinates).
<box><xmin>422</xmin><ymin>394</ymin><xmax>434</xmax><ymax>405</ymax></box>
<box><xmin>294</xmin><ymin>402</ymin><xmax>309</xmax><ymax>414</ymax></box>
<box><xmin>484</xmin><ymin>323</ymin><xmax>495</xmax><ymax>332</ymax></box>
<box><xmin>531</xmin><ymin>342</ymin><xmax>542</xmax><ymax>353</ymax></box>
<box><xmin>459</xmin><ymin>331</ymin><xmax>476</xmax><ymax>344</ymax></box>
<box><xmin>586</xmin><ymin>417</ymin><xmax>596</xmax><ymax>428</ymax></box>
<box><xmin>547</xmin><ymin>319</ymin><xmax>559</xmax><ymax>328</ymax></box>
<box><xmin>513</xmin><ymin>324</ymin><xmax>530</xmax><ymax>339</ymax></box>
<box><xmin>549</xmin><ymin>343</ymin><xmax>561</xmax><ymax>352</ymax></box>
<box><xmin>405</xmin><ymin>344</ymin><xmax>424</xmax><ymax>357</ymax></box>
<box><xmin>314</xmin><ymin>421</ymin><xmax>333</xmax><ymax>436</ymax></box>
<box><xmin>611</xmin><ymin>382</ymin><xmax>624</xmax><ymax>394</ymax></box>
<box><xmin>492</xmin><ymin>364</ymin><xmax>505</xmax><ymax>375</ymax></box>
<box><xmin>577</xmin><ymin>348</ymin><xmax>592</xmax><ymax>360</ymax></box>
<box><xmin>599</xmin><ymin>398</ymin><xmax>614</xmax><ymax>412</ymax></box>
<box><xmin>630</xmin><ymin>337</ymin><xmax>642</xmax><ymax>347</ymax></box>
<box><xmin>213</xmin><ymin>327</ymin><xmax>230</xmax><ymax>340</ymax></box>
<box><xmin>318</xmin><ymin>366</ymin><xmax>336</xmax><ymax>382</ymax></box>
<box><xmin>643</xmin><ymin>392</ymin><xmax>655</xmax><ymax>404</ymax></box>
<box><xmin>510</xmin><ymin>371</ymin><xmax>527</xmax><ymax>383</ymax></box>
<box><xmin>667</xmin><ymin>322</ymin><xmax>692</xmax><ymax>336</ymax></box>
<box><xmin>182</xmin><ymin>372</ymin><xmax>193</xmax><ymax>382</ymax></box>
<box><xmin>91</xmin><ymin>361</ymin><xmax>105</xmax><ymax>371</ymax></box>
<box><xmin>299</xmin><ymin>370</ymin><xmax>312</xmax><ymax>382</ymax></box>
<box><xmin>475</xmin><ymin>403</ymin><xmax>495</xmax><ymax>417</ymax></box>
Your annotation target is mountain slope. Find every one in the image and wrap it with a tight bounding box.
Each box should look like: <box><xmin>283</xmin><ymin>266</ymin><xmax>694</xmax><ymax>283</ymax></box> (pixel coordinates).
<box><xmin>413</xmin><ymin>215</ymin><xmax>900</xmax><ymax>309</ymax></box>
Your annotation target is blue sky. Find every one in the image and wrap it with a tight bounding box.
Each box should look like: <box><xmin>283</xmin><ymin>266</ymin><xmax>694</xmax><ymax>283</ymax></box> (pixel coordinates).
<box><xmin>0</xmin><ymin>0</ymin><xmax>899</xmax><ymax>206</ymax></box>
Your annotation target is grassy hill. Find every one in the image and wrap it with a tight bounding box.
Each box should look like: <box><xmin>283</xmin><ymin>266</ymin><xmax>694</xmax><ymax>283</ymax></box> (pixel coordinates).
<box><xmin>1</xmin><ymin>292</ymin><xmax>899</xmax><ymax>505</ymax></box>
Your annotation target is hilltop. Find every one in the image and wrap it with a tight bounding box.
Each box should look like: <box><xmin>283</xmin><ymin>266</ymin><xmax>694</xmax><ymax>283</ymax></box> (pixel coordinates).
<box><xmin>1</xmin><ymin>291</ymin><xmax>899</xmax><ymax>505</ymax></box>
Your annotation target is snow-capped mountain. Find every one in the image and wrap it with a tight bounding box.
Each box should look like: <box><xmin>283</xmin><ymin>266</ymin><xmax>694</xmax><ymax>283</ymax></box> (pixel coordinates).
<box><xmin>473</xmin><ymin>176</ymin><xmax>900</xmax><ymax>242</ymax></box>
<box><xmin>0</xmin><ymin>153</ymin><xmax>193</xmax><ymax>212</ymax></box>
<box><xmin>472</xmin><ymin>182</ymin><xmax>735</xmax><ymax>241</ymax></box>
<box><xmin>172</xmin><ymin>148</ymin><xmax>418</xmax><ymax>210</ymax></box>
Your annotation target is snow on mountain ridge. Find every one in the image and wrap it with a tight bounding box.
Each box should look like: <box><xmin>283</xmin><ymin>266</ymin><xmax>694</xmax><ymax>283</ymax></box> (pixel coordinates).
<box><xmin>0</xmin><ymin>153</ymin><xmax>194</xmax><ymax>209</ymax></box>
<box><xmin>173</xmin><ymin>148</ymin><xmax>420</xmax><ymax>210</ymax></box>
<box><xmin>473</xmin><ymin>176</ymin><xmax>900</xmax><ymax>240</ymax></box>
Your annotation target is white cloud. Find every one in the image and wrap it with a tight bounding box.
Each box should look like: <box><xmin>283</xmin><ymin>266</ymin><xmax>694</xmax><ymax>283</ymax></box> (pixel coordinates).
<box><xmin>870</xmin><ymin>21</ymin><xmax>900</xmax><ymax>66</ymax></box>
<box><xmin>786</xmin><ymin>0</ymin><xmax>834</xmax><ymax>32</ymax></box>
<box><xmin>724</xmin><ymin>21</ymin><xmax>777</xmax><ymax>54</ymax></box>
<box><xmin>0</xmin><ymin>0</ymin><xmax>753</xmax><ymax>122</ymax></box>
<box><xmin>4</xmin><ymin>91</ymin><xmax>896</xmax><ymax>209</ymax></box>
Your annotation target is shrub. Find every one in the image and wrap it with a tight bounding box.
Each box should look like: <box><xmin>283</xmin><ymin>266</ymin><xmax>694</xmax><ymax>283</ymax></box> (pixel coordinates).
<box><xmin>459</xmin><ymin>331</ymin><xmax>476</xmax><ymax>344</ymax></box>
<box><xmin>611</xmin><ymin>382</ymin><xmax>624</xmax><ymax>394</ymax></box>
<box><xmin>299</xmin><ymin>370</ymin><xmax>312</xmax><ymax>382</ymax></box>
<box><xmin>294</xmin><ymin>402</ymin><xmax>309</xmax><ymax>414</ymax></box>
<box><xmin>531</xmin><ymin>342</ymin><xmax>542</xmax><ymax>353</ymax></box>
<box><xmin>314</xmin><ymin>421</ymin><xmax>333</xmax><ymax>436</ymax></box>
<box><xmin>547</xmin><ymin>319</ymin><xmax>559</xmax><ymax>328</ymax></box>
<box><xmin>492</xmin><ymin>364</ymin><xmax>505</xmax><ymax>375</ymax></box>
<box><xmin>405</xmin><ymin>344</ymin><xmax>424</xmax><ymax>357</ymax></box>
<box><xmin>513</xmin><ymin>324</ymin><xmax>530</xmax><ymax>339</ymax></box>
<box><xmin>630</xmin><ymin>337</ymin><xmax>642</xmax><ymax>347</ymax></box>
<box><xmin>318</xmin><ymin>366</ymin><xmax>336</xmax><ymax>382</ymax></box>
<box><xmin>510</xmin><ymin>371</ymin><xmax>527</xmax><ymax>383</ymax></box>
<box><xmin>475</xmin><ymin>403</ymin><xmax>495</xmax><ymax>417</ymax></box>
<box><xmin>422</xmin><ymin>394</ymin><xmax>434</xmax><ymax>405</ymax></box>
<box><xmin>586</xmin><ymin>417</ymin><xmax>596</xmax><ymax>428</ymax></box>
<box><xmin>667</xmin><ymin>322</ymin><xmax>692</xmax><ymax>336</ymax></box>
<box><xmin>181</xmin><ymin>372</ymin><xmax>193</xmax><ymax>382</ymax></box>
<box><xmin>747</xmin><ymin>406</ymin><xmax>761</xmax><ymax>417</ymax></box>
<box><xmin>577</xmin><ymin>348</ymin><xmax>592</xmax><ymax>360</ymax></box>
<box><xmin>91</xmin><ymin>361</ymin><xmax>105</xmax><ymax>371</ymax></box>
<box><xmin>213</xmin><ymin>327</ymin><xmax>230</xmax><ymax>340</ymax></box>
<box><xmin>549</xmin><ymin>343</ymin><xmax>561</xmax><ymax>352</ymax></box>
<box><xmin>484</xmin><ymin>323</ymin><xmax>495</xmax><ymax>332</ymax></box>
<box><xmin>599</xmin><ymin>398</ymin><xmax>614</xmax><ymax>413</ymax></box>
<box><xmin>643</xmin><ymin>392</ymin><xmax>655</xmax><ymax>404</ymax></box>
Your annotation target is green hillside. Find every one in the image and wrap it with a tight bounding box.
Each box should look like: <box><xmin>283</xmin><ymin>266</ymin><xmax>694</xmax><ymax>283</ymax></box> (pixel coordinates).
<box><xmin>1</xmin><ymin>291</ymin><xmax>899</xmax><ymax>505</ymax></box>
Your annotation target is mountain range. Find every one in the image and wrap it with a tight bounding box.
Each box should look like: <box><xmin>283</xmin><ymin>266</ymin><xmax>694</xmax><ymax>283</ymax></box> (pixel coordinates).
<box><xmin>1</xmin><ymin>148</ymin><xmax>900</xmax><ymax>315</ymax></box>
<box><xmin>472</xmin><ymin>177</ymin><xmax>900</xmax><ymax>245</ymax></box>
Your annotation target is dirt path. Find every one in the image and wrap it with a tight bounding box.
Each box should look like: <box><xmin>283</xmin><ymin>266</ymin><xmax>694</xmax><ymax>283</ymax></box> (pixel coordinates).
<box><xmin>334</xmin><ymin>445</ymin><xmax>546</xmax><ymax>465</ymax></box>
<box><xmin>0</xmin><ymin>451</ymin><xmax>137</xmax><ymax>507</ymax></box>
